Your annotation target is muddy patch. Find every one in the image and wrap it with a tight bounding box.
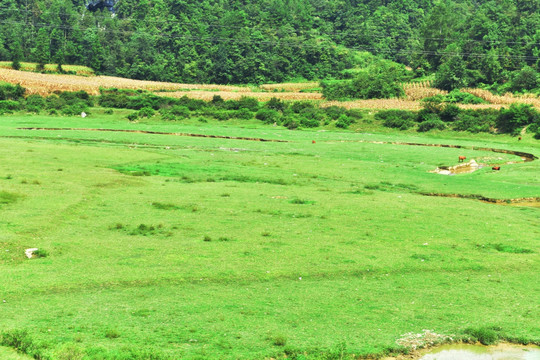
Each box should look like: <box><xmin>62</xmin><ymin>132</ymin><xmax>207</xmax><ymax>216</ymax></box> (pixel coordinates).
<box><xmin>418</xmin><ymin>343</ymin><xmax>540</xmax><ymax>360</ymax></box>
<box><xmin>418</xmin><ymin>192</ymin><xmax>540</xmax><ymax>205</ymax></box>
<box><xmin>431</xmin><ymin>159</ymin><xmax>484</xmax><ymax>175</ymax></box>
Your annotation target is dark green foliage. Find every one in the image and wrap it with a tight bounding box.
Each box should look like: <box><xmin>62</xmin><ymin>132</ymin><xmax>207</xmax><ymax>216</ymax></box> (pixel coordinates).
<box><xmin>423</xmin><ymin>91</ymin><xmax>487</xmax><ymax>105</ymax></box>
<box><xmin>496</xmin><ymin>104</ymin><xmax>540</xmax><ymax>135</ymax></box>
<box><xmin>152</xmin><ymin>202</ymin><xmax>179</xmax><ymax>210</ymax></box>
<box><xmin>300</xmin><ymin>117</ymin><xmax>320</xmax><ymax>128</ymax></box>
<box><xmin>291</xmin><ymin>101</ymin><xmax>316</xmax><ymax>114</ymax></box>
<box><xmin>266</xmin><ymin>97</ymin><xmax>287</xmax><ymax>112</ymax></box>
<box><xmin>509</xmin><ymin>67</ymin><xmax>539</xmax><ymax>92</ymax></box>
<box><xmin>233</xmin><ymin>108</ymin><xmax>253</xmax><ymax>120</ymax></box>
<box><xmin>488</xmin><ymin>243</ymin><xmax>533</xmax><ymax>254</ymax></box>
<box><xmin>33</xmin><ymin>249</ymin><xmax>48</xmax><ymax>258</ymax></box>
<box><xmin>0</xmin><ymin>84</ymin><xmax>25</xmax><ymax>100</ymax></box>
<box><xmin>335</xmin><ymin>114</ymin><xmax>353</xmax><ymax>129</ymax></box>
<box><xmin>440</xmin><ymin>104</ymin><xmax>460</xmax><ymax>122</ymax></box>
<box><xmin>0</xmin><ymin>329</ymin><xmax>33</xmax><ymax>353</ymax></box>
<box><xmin>25</xmin><ymin>95</ymin><xmax>46</xmax><ymax>113</ymax></box>
<box><xmin>322</xmin><ymin>71</ymin><xmax>405</xmax><ymax>100</ymax></box>
<box><xmin>168</xmin><ymin>105</ymin><xmax>190</xmax><ymax>117</ymax></box>
<box><xmin>138</xmin><ymin>107</ymin><xmax>156</xmax><ymax>118</ymax></box>
<box><xmin>0</xmin><ymin>100</ymin><xmax>21</xmax><ymax>114</ymax></box>
<box><xmin>376</xmin><ymin>110</ymin><xmax>416</xmax><ymax>130</ymax></box>
<box><xmin>418</xmin><ymin>119</ymin><xmax>446</xmax><ymax>132</ymax></box>
<box><xmin>127</xmin><ymin>112</ymin><xmax>139</xmax><ymax>121</ymax></box>
<box><xmin>464</xmin><ymin>326</ymin><xmax>501</xmax><ymax>345</ymax></box>
<box><xmin>237</xmin><ymin>97</ymin><xmax>260</xmax><ymax>112</ymax></box>
<box><xmin>453</xmin><ymin>110</ymin><xmax>496</xmax><ymax>133</ymax></box>
<box><xmin>256</xmin><ymin>108</ymin><xmax>280</xmax><ymax>124</ymax></box>
<box><xmin>211</xmin><ymin>95</ymin><xmax>224</xmax><ymax>105</ymax></box>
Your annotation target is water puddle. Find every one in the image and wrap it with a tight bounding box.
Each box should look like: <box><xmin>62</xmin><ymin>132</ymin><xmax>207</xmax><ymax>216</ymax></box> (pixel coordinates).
<box><xmin>419</xmin><ymin>344</ymin><xmax>540</xmax><ymax>360</ymax></box>
<box><xmin>432</xmin><ymin>159</ymin><xmax>484</xmax><ymax>175</ymax></box>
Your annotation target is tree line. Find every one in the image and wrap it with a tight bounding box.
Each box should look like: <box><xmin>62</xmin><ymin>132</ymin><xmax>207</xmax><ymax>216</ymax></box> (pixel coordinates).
<box><xmin>0</xmin><ymin>0</ymin><xmax>539</xmax><ymax>88</ymax></box>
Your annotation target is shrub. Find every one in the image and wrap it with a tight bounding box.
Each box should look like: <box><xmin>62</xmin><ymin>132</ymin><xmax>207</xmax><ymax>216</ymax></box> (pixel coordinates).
<box><xmin>0</xmin><ymin>100</ymin><xmax>21</xmax><ymax>114</ymax></box>
<box><xmin>211</xmin><ymin>95</ymin><xmax>224</xmax><ymax>105</ymax></box>
<box><xmin>212</xmin><ymin>110</ymin><xmax>229</xmax><ymax>121</ymax></box>
<box><xmin>0</xmin><ymin>83</ymin><xmax>25</xmax><ymax>100</ymax></box>
<box><xmin>25</xmin><ymin>94</ymin><xmax>46</xmax><ymax>110</ymax></box>
<box><xmin>375</xmin><ymin>110</ymin><xmax>416</xmax><ymax>130</ymax></box>
<box><xmin>138</xmin><ymin>107</ymin><xmax>155</xmax><ymax>118</ymax></box>
<box><xmin>256</xmin><ymin>108</ymin><xmax>280</xmax><ymax>124</ymax></box>
<box><xmin>104</xmin><ymin>108</ymin><xmax>114</xmax><ymax>115</ymax></box>
<box><xmin>464</xmin><ymin>326</ymin><xmax>500</xmax><ymax>345</ymax></box>
<box><xmin>496</xmin><ymin>103</ymin><xmax>540</xmax><ymax>135</ymax></box>
<box><xmin>335</xmin><ymin>114</ymin><xmax>352</xmax><ymax>128</ymax></box>
<box><xmin>279</xmin><ymin>116</ymin><xmax>297</xmax><ymax>129</ymax></box>
<box><xmin>299</xmin><ymin>107</ymin><xmax>325</xmax><ymax>121</ymax></box>
<box><xmin>33</xmin><ymin>249</ymin><xmax>48</xmax><ymax>258</ymax></box>
<box><xmin>61</xmin><ymin>103</ymin><xmax>89</xmax><ymax>116</ymax></box>
<box><xmin>127</xmin><ymin>112</ymin><xmax>139</xmax><ymax>121</ymax></box>
<box><xmin>418</xmin><ymin>119</ymin><xmax>446</xmax><ymax>132</ymax></box>
<box><xmin>509</xmin><ymin>66</ymin><xmax>539</xmax><ymax>92</ymax></box>
<box><xmin>440</xmin><ymin>104</ymin><xmax>461</xmax><ymax>122</ymax></box>
<box><xmin>0</xmin><ymin>329</ymin><xmax>34</xmax><ymax>353</ymax></box>
<box><xmin>291</xmin><ymin>101</ymin><xmax>316</xmax><ymax>114</ymax></box>
<box><xmin>300</xmin><ymin>117</ymin><xmax>320</xmax><ymax>128</ymax></box>
<box><xmin>322</xmin><ymin>72</ymin><xmax>405</xmax><ymax>100</ymax></box>
<box><xmin>234</xmin><ymin>108</ymin><xmax>253</xmax><ymax>119</ymax></box>
<box><xmin>238</xmin><ymin>96</ymin><xmax>259</xmax><ymax>112</ymax></box>
<box><xmin>266</xmin><ymin>97</ymin><xmax>286</xmax><ymax>111</ymax></box>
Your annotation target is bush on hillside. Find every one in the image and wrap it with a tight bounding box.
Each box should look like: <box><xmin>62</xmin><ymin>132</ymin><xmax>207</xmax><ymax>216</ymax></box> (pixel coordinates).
<box><xmin>496</xmin><ymin>103</ymin><xmax>540</xmax><ymax>135</ymax></box>
<box><xmin>375</xmin><ymin>110</ymin><xmax>416</xmax><ymax>130</ymax></box>
<box><xmin>256</xmin><ymin>108</ymin><xmax>280</xmax><ymax>124</ymax></box>
<box><xmin>418</xmin><ymin>119</ymin><xmax>446</xmax><ymax>132</ymax></box>
<box><xmin>0</xmin><ymin>84</ymin><xmax>25</xmax><ymax>100</ymax></box>
<box><xmin>322</xmin><ymin>71</ymin><xmax>405</xmax><ymax>100</ymax></box>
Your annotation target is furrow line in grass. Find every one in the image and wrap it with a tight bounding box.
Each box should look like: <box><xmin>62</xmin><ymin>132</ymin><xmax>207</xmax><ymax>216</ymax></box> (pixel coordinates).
<box><xmin>17</xmin><ymin>265</ymin><xmax>529</xmax><ymax>297</ymax></box>
<box><xmin>417</xmin><ymin>192</ymin><xmax>540</xmax><ymax>205</ymax></box>
<box><xmin>325</xmin><ymin>140</ymin><xmax>538</xmax><ymax>162</ymax></box>
<box><xmin>16</xmin><ymin>127</ymin><xmax>289</xmax><ymax>143</ymax></box>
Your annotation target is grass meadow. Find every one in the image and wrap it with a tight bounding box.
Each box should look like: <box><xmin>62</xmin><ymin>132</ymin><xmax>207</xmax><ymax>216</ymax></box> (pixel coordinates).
<box><xmin>0</xmin><ymin>112</ymin><xmax>539</xmax><ymax>359</ymax></box>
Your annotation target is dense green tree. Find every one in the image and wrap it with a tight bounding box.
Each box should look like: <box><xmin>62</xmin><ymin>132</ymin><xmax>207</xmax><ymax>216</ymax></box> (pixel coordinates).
<box><xmin>34</xmin><ymin>28</ymin><xmax>51</xmax><ymax>71</ymax></box>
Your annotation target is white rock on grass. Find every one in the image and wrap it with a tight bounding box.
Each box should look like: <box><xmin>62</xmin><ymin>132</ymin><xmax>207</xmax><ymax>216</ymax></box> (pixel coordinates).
<box><xmin>25</xmin><ymin>248</ymin><xmax>39</xmax><ymax>259</ymax></box>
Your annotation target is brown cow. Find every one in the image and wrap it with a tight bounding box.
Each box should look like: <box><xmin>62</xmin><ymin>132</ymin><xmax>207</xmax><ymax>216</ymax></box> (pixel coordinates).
<box><xmin>492</xmin><ymin>166</ymin><xmax>501</xmax><ymax>170</ymax></box>
<box><xmin>458</xmin><ymin>156</ymin><xmax>466</xmax><ymax>162</ymax></box>
<box><xmin>312</xmin><ymin>140</ymin><xmax>316</xmax><ymax>144</ymax></box>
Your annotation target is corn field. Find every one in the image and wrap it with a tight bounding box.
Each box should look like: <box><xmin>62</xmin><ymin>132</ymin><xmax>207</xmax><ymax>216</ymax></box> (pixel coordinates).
<box><xmin>0</xmin><ymin>69</ymin><xmax>251</xmax><ymax>96</ymax></box>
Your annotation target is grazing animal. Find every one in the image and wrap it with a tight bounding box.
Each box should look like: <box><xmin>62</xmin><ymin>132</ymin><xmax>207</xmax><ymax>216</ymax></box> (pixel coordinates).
<box><xmin>312</xmin><ymin>140</ymin><xmax>316</xmax><ymax>144</ymax></box>
<box><xmin>518</xmin><ymin>136</ymin><xmax>522</xmax><ymax>141</ymax></box>
<box><xmin>458</xmin><ymin>156</ymin><xmax>466</xmax><ymax>162</ymax></box>
<box><xmin>492</xmin><ymin>166</ymin><xmax>501</xmax><ymax>170</ymax></box>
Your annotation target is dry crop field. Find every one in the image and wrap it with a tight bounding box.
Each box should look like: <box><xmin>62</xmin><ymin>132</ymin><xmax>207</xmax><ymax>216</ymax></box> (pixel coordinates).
<box><xmin>0</xmin><ymin>69</ymin><xmax>250</xmax><ymax>96</ymax></box>
<box><xmin>1</xmin><ymin>68</ymin><xmax>540</xmax><ymax>111</ymax></box>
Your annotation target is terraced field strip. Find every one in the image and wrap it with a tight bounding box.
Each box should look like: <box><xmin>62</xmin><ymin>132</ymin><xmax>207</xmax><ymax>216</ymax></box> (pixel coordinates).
<box><xmin>259</xmin><ymin>82</ymin><xmax>320</xmax><ymax>91</ymax></box>
<box><xmin>153</xmin><ymin>90</ymin><xmax>323</xmax><ymax>101</ymax></box>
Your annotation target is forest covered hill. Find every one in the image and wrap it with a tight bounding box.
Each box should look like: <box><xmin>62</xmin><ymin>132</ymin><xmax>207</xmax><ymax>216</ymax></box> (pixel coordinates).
<box><xmin>0</xmin><ymin>0</ymin><xmax>539</xmax><ymax>87</ymax></box>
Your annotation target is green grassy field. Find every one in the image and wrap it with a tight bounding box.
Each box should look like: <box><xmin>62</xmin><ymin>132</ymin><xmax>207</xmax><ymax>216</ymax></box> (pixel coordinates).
<box><xmin>0</xmin><ymin>113</ymin><xmax>538</xmax><ymax>359</ymax></box>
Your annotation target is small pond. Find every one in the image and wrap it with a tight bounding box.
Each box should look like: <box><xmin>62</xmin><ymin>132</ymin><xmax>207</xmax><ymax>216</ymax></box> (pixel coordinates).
<box><xmin>419</xmin><ymin>344</ymin><xmax>540</xmax><ymax>360</ymax></box>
